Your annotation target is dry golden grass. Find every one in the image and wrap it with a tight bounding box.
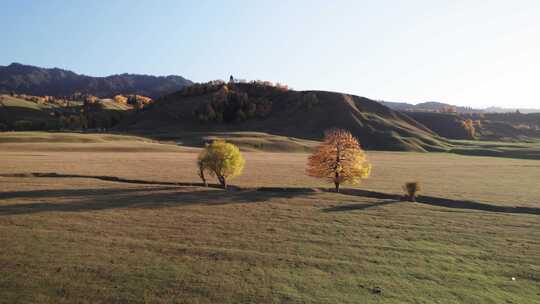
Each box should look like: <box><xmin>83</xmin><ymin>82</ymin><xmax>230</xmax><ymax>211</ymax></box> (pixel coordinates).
<box><xmin>2</xmin><ymin>140</ymin><xmax>539</xmax><ymax>207</ymax></box>
<box><xmin>0</xmin><ymin>134</ymin><xmax>539</xmax><ymax>303</ymax></box>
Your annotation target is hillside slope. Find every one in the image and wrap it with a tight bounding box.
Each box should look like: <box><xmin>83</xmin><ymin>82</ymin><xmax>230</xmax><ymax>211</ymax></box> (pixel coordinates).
<box><xmin>0</xmin><ymin>63</ymin><xmax>192</xmax><ymax>98</ymax></box>
<box><xmin>121</xmin><ymin>82</ymin><xmax>449</xmax><ymax>151</ymax></box>
<box><xmin>0</xmin><ymin>94</ymin><xmax>131</xmax><ymax>130</ymax></box>
<box><xmin>407</xmin><ymin>111</ymin><xmax>540</xmax><ymax>141</ymax></box>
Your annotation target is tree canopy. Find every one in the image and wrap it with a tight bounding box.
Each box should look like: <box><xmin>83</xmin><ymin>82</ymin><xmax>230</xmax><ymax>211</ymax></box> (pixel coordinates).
<box><xmin>307</xmin><ymin>129</ymin><xmax>371</xmax><ymax>192</ymax></box>
<box><xmin>197</xmin><ymin>140</ymin><xmax>245</xmax><ymax>188</ymax></box>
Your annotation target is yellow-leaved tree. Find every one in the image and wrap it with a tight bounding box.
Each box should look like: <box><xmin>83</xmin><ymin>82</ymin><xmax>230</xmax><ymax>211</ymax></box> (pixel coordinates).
<box><xmin>307</xmin><ymin>129</ymin><xmax>371</xmax><ymax>192</ymax></box>
<box><xmin>197</xmin><ymin>140</ymin><xmax>245</xmax><ymax>189</ymax></box>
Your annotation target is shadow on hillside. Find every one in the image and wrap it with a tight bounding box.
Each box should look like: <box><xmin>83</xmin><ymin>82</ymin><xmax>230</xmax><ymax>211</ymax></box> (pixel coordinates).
<box><xmin>0</xmin><ymin>186</ymin><xmax>313</xmax><ymax>216</ymax></box>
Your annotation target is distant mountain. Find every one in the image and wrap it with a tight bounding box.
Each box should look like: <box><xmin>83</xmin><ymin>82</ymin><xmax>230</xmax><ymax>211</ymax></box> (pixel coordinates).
<box><xmin>381</xmin><ymin>100</ymin><xmax>540</xmax><ymax>114</ymax></box>
<box><xmin>484</xmin><ymin>107</ymin><xmax>540</xmax><ymax>114</ymax></box>
<box><xmin>379</xmin><ymin>101</ymin><xmax>415</xmax><ymax>111</ymax></box>
<box><xmin>381</xmin><ymin>100</ymin><xmax>479</xmax><ymax>113</ymax></box>
<box><xmin>0</xmin><ymin>63</ymin><xmax>193</xmax><ymax>98</ymax></box>
<box><xmin>415</xmin><ymin>101</ymin><xmax>454</xmax><ymax>110</ymax></box>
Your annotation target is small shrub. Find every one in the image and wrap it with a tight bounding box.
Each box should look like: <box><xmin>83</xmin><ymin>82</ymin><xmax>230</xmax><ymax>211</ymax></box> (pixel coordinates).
<box><xmin>403</xmin><ymin>182</ymin><xmax>421</xmax><ymax>202</ymax></box>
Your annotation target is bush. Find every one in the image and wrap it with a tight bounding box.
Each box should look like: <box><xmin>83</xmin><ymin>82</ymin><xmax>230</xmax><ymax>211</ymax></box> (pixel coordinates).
<box><xmin>403</xmin><ymin>182</ymin><xmax>421</xmax><ymax>202</ymax></box>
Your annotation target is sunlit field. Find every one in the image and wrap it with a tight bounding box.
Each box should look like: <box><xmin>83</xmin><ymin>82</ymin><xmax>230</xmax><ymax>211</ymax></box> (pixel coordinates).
<box><xmin>1</xmin><ymin>133</ymin><xmax>539</xmax><ymax>303</ymax></box>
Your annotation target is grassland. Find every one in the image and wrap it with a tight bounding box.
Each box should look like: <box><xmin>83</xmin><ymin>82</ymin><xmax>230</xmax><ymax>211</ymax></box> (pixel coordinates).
<box><xmin>450</xmin><ymin>139</ymin><xmax>540</xmax><ymax>160</ymax></box>
<box><xmin>140</xmin><ymin>131</ymin><xmax>320</xmax><ymax>153</ymax></box>
<box><xmin>0</xmin><ymin>95</ymin><xmax>59</xmax><ymax>110</ymax></box>
<box><xmin>0</xmin><ymin>132</ymin><xmax>539</xmax><ymax>303</ymax></box>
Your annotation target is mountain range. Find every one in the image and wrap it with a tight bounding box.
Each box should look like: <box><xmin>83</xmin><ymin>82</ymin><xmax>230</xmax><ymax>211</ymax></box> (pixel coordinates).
<box><xmin>380</xmin><ymin>100</ymin><xmax>540</xmax><ymax>114</ymax></box>
<box><xmin>0</xmin><ymin>63</ymin><xmax>192</xmax><ymax>98</ymax></box>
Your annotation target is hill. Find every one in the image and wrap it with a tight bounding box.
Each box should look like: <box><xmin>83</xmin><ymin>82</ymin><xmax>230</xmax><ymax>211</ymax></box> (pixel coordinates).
<box><xmin>120</xmin><ymin>81</ymin><xmax>449</xmax><ymax>152</ymax></box>
<box><xmin>0</xmin><ymin>94</ymin><xmax>132</xmax><ymax>130</ymax></box>
<box><xmin>484</xmin><ymin>106</ymin><xmax>540</xmax><ymax>114</ymax></box>
<box><xmin>0</xmin><ymin>63</ymin><xmax>192</xmax><ymax>98</ymax></box>
<box><xmin>406</xmin><ymin>111</ymin><xmax>540</xmax><ymax>141</ymax></box>
<box><xmin>381</xmin><ymin>100</ymin><xmax>540</xmax><ymax>114</ymax></box>
<box><xmin>381</xmin><ymin>100</ymin><xmax>479</xmax><ymax>113</ymax></box>
<box><xmin>405</xmin><ymin>112</ymin><xmax>477</xmax><ymax>140</ymax></box>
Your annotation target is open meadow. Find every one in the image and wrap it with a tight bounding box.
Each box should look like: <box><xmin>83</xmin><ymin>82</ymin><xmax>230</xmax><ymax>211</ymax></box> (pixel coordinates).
<box><xmin>1</xmin><ymin>132</ymin><xmax>539</xmax><ymax>303</ymax></box>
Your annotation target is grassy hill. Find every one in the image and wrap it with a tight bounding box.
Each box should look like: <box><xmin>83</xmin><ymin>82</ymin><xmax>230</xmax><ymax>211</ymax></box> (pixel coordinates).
<box><xmin>120</xmin><ymin>82</ymin><xmax>450</xmax><ymax>152</ymax></box>
<box><xmin>3</xmin><ymin>80</ymin><xmax>539</xmax><ymax>156</ymax></box>
<box><xmin>405</xmin><ymin>112</ymin><xmax>476</xmax><ymax>140</ymax></box>
<box><xmin>407</xmin><ymin>111</ymin><xmax>540</xmax><ymax>141</ymax></box>
<box><xmin>381</xmin><ymin>100</ymin><xmax>478</xmax><ymax>113</ymax></box>
<box><xmin>0</xmin><ymin>95</ymin><xmax>60</xmax><ymax>130</ymax></box>
<box><xmin>0</xmin><ymin>94</ymin><xmax>132</xmax><ymax>131</ymax></box>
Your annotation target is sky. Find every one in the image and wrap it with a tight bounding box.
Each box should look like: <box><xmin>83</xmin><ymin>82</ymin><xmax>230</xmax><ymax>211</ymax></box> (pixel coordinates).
<box><xmin>1</xmin><ymin>0</ymin><xmax>539</xmax><ymax>108</ymax></box>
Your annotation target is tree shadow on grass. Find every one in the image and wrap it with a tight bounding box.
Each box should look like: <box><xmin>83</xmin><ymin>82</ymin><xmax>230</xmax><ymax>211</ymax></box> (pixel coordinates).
<box><xmin>0</xmin><ymin>186</ymin><xmax>315</xmax><ymax>216</ymax></box>
<box><xmin>322</xmin><ymin>199</ymin><xmax>401</xmax><ymax>212</ymax></box>
<box><xmin>415</xmin><ymin>195</ymin><xmax>540</xmax><ymax>215</ymax></box>
<box><xmin>336</xmin><ymin>188</ymin><xmax>540</xmax><ymax>215</ymax></box>
<box><xmin>0</xmin><ymin>172</ymin><xmax>206</xmax><ymax>187</ymax></box>
<box><xmin>0</xmin><ymin>187</ymin><xmax>178</xmax><ymax>200</ymax></box>
<box><xmin>2</xmin><ymin>172</ymin><xmax>538</xmax><ymax>216</ymax></box>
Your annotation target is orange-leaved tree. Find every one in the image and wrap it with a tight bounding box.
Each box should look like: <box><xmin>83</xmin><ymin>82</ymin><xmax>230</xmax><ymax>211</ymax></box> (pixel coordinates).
<box><xmin>307</xmin><ymin>129</ymin><xmax>371</xmax><ymax>192</ymax></box>
<box><xmin>113</xmin><ymin>95</ymin><xmax>128</xmax><ymax>104</ymax></box>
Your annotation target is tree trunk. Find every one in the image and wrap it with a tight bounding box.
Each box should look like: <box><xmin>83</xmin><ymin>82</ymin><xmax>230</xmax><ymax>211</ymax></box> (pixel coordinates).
<box><xmin>198</xmin><ymin>167</ymin><xmax>208</xmax><ymax>187</ymax></box>
<box><xmin>217</xmin><ymin>175</ymin><xmax>227</xmax><ymax>189</ymax></box>
<box><xmin>334</xmin><ymin>181</ymin><xmax>340</xmax><ymax>193</ymax></box>
<box><xmin>334</xmin><ymin>172</ymin><xmax>340</xmax><ymax>193</ymax></box>
<box><xmin>201</xmin><ymin>172</ymin><xmax>207</xmax><ymax>187</ymax></box>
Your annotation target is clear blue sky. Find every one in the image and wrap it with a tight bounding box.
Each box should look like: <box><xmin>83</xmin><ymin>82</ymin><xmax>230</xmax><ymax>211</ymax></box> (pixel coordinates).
<box><xmin>1</xmin><ymin>0</ymin><xmax>539</xmax><ymax>108</ymax></box>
